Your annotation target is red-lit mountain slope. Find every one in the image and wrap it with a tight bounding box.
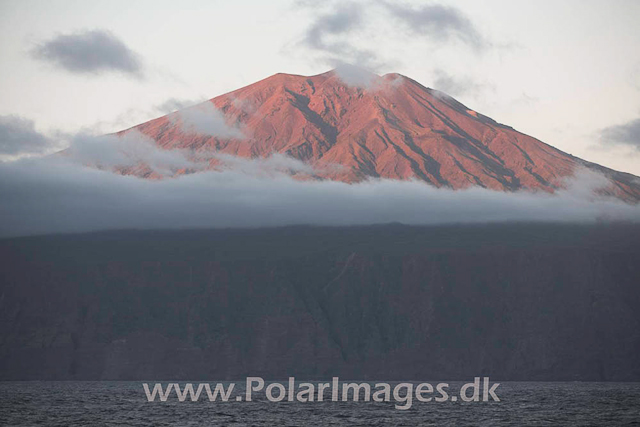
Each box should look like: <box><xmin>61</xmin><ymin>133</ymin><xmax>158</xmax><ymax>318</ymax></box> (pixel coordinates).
<box><xmin>121</xmin><ymin>70</ymin><xmax>640</xmax><ymax>201</ymax></box>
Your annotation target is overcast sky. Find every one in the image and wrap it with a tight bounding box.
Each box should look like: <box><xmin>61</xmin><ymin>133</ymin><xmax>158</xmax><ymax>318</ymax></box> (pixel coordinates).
<box><xmin>1</xmin><ymin>0</ymin><xmax>640</xmax><ymax>237</ymax></box>
<box><xmin>1</xmin><ymin>0</ymin><xmax>639</xmax><ymax>175</ymax></box>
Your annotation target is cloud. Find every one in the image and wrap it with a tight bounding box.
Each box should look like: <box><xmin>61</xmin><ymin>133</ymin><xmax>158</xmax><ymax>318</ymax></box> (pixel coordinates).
<box><xmin>65</xmin><ymin>131</ymin><xmax>196</xmax><ymax>175</ymax></box>
<box><xmin>1</xmin><ymin>116</ymin><xmax>638</xmax><ymax>238</ymax></box>
<box><xmin>430</xmin><ymin>69</ymin><xmax>496</xmax><ymax>100</ymax></box>
<box><xmin>31</xmin><ymin>29</ymin><xmax>143</xmax><ymax>77</ymax></box>
<box><xmin>59</xmin><ymin>126</ymin><xmax>305</xmax><ymax>178</ymax></box>
<box><xmin>297</xmin><ymin>1</ymin><xmax>490</xmax><ymax>79</ymax></box>
<box><xmin>599</xmin><ymin>118</ymin><xmax>640</xmax><ymax>151</ymax></box>
<box><xmin>333</xmin><ymin>62</ymin><xmax>379</xmax><ymax>88</ymax></box>
<box><xmin>229</xmin><ymin>96</ymin><xmax>258</xmax><ymax>115</ymax></box>
<box><xmin>0</xmin><ymin>116</ymin><xmax>58</xmax><ymax>157</ymax></box>
<box><xmin>75</xmin><ymin>97</ymin><xmax>210</xmax><ymax>136</ymax></box>
<box><xmin>381</xmin><ymin>1</ymin><xmax>487</xmax><ymax>51</ymax></box>
<box><xmin>431</xmin><ymin>69</ymin><xmax>493</xmax><ymax>98</ymax></box>
<box><xmin>301</xmin><ymin>2</ymin><xmax>382</xmax><ymax>70</ymax></box>
<box><xmin>303</xmin><ymin>2</ymin><xmax>363</xmax><ymax>50</ymax></box>
<box><xmin>0</xmin><ymin>153</ymin><xmax>638</xmax><ymax>238</ymax></box>
<box><xmin>176</xmin><ymin>102</ymin><xmax>244</xmax><ymax>138</ymax></box>
<box><xmin>330</xmin><ymin>63</ymin><xmax>406</xmax><ymax>90</ymax></box>
<box><xmin>156</xmin><ymin>98</ymin><xmax>206</xmax><ymax>115</ymax></box>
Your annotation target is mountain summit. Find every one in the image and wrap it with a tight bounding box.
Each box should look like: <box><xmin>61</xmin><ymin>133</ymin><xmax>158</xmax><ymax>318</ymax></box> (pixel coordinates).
<box><xmin>122</xmin><ymin>69</ymin><xmax>640</xmax><ymax>201</ymax></box>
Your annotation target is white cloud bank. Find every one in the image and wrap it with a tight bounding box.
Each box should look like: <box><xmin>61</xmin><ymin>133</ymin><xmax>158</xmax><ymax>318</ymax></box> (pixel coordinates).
<box><xmin>0</xmin><ymin>134</ymin><xmax>639</xmax><ymax>237</ymax></box>
<box><xmin>65</xmin><ymin>131</ymin><xmax>195</xmax><ymax>174</ymax></box>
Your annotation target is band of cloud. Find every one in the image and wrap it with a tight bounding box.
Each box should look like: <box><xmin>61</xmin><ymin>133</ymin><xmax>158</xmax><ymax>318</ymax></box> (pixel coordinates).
<box><xmin>1</xmin><ymin>153</ymin><xmax>638</xmax><ymax>238</ymax></box>
<box><xmin>2</xmin><ymin>115</ymin><xmax>638</xmax><ymax>238</ymax></box>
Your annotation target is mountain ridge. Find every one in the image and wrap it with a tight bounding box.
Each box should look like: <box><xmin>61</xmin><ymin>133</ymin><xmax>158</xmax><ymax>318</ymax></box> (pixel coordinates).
<box><xmin>119</xmin><ymin>69</ymin><xmax>640</xmax><ymax>201</ymax></box>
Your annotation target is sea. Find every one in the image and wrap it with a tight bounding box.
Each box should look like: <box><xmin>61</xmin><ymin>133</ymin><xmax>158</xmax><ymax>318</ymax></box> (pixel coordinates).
<box><xmin>1</xmin><ymin>381</ymin><xmax>639</xmax><ymax>426</ymax></box>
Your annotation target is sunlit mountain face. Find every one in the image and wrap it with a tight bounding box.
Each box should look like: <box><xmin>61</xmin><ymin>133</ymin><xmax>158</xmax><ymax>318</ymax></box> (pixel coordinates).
<box><xmin>116</xmin><ymin>70</ymin><xmax>640</xmax><ymax>202</ymax></box>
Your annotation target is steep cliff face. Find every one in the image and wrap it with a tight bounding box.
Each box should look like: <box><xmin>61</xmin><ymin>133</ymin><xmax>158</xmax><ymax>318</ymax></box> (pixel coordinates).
<box><xmin>122</xmin><ymin>70</ymin><xmax>640</xmax><ymax>201</ymax></box>
<box><xmin>1</xmin><ymin>224</ymin><xmax>639</xmax><ymax>381</ymax></box>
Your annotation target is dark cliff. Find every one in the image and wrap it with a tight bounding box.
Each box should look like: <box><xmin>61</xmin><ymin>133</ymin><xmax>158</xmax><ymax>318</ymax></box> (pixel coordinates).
<box><xmin>1</xmin><ymin>223</ymin><xmax>639</xmax><ymax>381</ymax></box>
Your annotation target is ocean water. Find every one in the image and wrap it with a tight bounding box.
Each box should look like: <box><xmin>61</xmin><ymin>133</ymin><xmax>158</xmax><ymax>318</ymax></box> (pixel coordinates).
<box><xmin>1</xmin><ymin>381</ymin><xmax>640</xmax><ymax>426</ymax></box>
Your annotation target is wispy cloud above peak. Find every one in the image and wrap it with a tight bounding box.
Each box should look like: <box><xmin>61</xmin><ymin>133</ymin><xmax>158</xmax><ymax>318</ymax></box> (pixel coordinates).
<box><xmin>300</xmin><ymin>1</ymin><xmax>383</xmax><ymax>71</ymax></box>
<box><xmin>297</xmin><ymin>0</ymin><xmax>491</xmax><ymax>73</ymax></box>
<box><xmin>381</xmin><ymin>1</ymin><xmax>488</xmax><ymax>52</ymax></box>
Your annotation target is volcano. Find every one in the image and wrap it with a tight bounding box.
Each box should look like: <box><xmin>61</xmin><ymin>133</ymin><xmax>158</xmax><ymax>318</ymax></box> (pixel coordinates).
<box><xmin>120</xmin><ymin>69</ymin><xmax>640</xmax><ymax>201</ymax></box>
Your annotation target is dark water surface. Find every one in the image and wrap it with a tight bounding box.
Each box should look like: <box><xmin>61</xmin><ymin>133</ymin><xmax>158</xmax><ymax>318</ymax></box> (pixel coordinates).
<box><xmin>1</xmin><ymin>381</ymin><xmax>640</xmax><ymax>426</ymax></box>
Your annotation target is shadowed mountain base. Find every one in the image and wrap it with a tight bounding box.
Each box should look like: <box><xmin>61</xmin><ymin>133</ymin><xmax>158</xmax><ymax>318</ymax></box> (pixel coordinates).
<box><xmin>1</xmin><ymin>223</ymin><xmax>639</xmax><ymax>381</ymax></box>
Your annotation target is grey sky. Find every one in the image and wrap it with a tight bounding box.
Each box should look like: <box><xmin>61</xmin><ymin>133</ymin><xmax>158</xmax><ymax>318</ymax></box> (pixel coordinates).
<box><xmin>432</xmin><ymin>69</ymin><xmax>493</xmax><ymax>98</ymax></box>
<box><xmin>0</xmin><ymin>0</ymin><xmax>639</xmax><ymax>176</ymax></box>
